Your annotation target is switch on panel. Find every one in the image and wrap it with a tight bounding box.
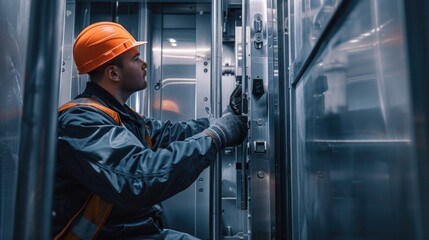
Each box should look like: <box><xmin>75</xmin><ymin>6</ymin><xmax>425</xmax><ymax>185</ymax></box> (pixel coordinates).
<box><xmin>254</xmin><ymin>141</ymin><xmax>267</xmax><ymax>153</ymax></box>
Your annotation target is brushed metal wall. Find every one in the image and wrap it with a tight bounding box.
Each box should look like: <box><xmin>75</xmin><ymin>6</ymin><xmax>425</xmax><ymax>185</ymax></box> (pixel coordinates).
<box><xmin>147</xmin><ymin>3</ymin><xmax>212</xmax><ymax>239</ymax></box>
<box><xmin>290</xmin><ymin>0</ymin><xmax>419</xmax><ymax>239</ymax></box>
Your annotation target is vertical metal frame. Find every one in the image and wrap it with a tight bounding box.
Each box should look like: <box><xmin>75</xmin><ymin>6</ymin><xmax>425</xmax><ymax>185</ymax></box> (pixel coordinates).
<box><xmin>195</xmin><ymin>4</ymin><xmax>212</xmax><ymax>239</ymax></box>
<box><xmin>276</xmin><ymin>0</ymin><xmax>291</xmax><ymax>239</ymax></box>
<box><xmin>210</xmin><ymin>0</ymin><xmax>223</xmax><ymax>238</ymax></box>
<box><xmin>148</xmin><ymin>7</ymin><xmax>162</xmax><ymax>119</ymax></box>
<box><xmin>246</xmin><ymin>0</ymin><xmax>278</xmax><ymax>238</ymax></box>
<box><xmin>58</xmin><ymin>0</ymin><xmax>76</xmax><ymax>107</ymax></box>
<box><xmin>402</xmin><ymin>0</ymin><xmax>429</xmax><ymax>238</ymax></box>
<box><xmin>13</xmin><ymin>0</ymin><xmax>65</xmax><ymax>238</ymax></box>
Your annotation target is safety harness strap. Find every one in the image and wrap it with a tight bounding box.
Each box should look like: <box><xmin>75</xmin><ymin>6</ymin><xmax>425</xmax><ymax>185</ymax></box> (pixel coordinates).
<box><xmin>55</xmin><ymin>99</ymin><xmax>153</xmax><ymax>239</ymax></box>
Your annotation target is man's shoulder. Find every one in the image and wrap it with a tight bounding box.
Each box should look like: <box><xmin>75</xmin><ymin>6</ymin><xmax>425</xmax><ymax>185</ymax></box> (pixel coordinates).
<box><xmin>58</xmin><ymin>99</ymin><xmax>122</xmax><ymax>126</ymax></box>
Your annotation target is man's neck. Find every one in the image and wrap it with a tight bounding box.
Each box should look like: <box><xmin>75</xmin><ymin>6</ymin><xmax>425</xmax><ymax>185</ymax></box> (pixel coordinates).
<box><xmin>93</xmin><ymin>81</ymin><xmax>130</xmax><ymax>105</ymax></box>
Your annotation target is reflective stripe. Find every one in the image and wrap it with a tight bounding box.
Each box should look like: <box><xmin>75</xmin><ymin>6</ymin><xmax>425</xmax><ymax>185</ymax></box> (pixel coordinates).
<box><xmin>71</xmin><ymin>215</ymin><xmax>98</xmax><ymax>239</ymax></box>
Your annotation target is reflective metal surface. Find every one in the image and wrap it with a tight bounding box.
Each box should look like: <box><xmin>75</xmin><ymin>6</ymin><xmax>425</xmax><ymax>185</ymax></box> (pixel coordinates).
<box><xmin>0</xmin><ymin>1</ymin><xmax>31</xmax><ymax>238</ymax></box>
<box><xmin>59</xmin><ymin>1</ymin><xmax>76</xmax><ymax>107</ymax></box>
<box><xmin>290</xmin><ymin>0</ymin><xmax>419</xmax><ymax>239</ymax></box>
<box><xmin>13</xmin><ymin>0</ymin><xmax>64</xmax><ymax>238</ymax></box>
<box><xmin>246</xmin><ymin>0</ymin><xmax>279</xmax><ymax>238</ymax></box>
<box><xmin>147</xmin><ymin>4</ymin><xmax>212</xmax><ymax>239</ymax></box>
<box><xmin>0</xmin><ymin>0</ymin><xmax>63</xmax><ymax>238</ymax></box>
<box><xmin>289</xmin><ymin>0</ymin><xmax>342</xmax><ymax>79</ymax></box>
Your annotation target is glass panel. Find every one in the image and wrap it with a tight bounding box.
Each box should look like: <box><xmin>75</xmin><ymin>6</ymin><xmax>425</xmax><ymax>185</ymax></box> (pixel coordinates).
<box><xmin>291</xmin><ymin>0</ymin><xmax>418</xmax><ymax>239</ymax></box>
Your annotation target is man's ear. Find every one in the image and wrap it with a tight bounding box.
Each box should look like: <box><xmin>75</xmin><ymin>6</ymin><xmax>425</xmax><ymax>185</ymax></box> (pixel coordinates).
<box><xmin>105</xmin><ymin>65</ymin><xmax>120</xmax><ymax>82</ymax></box>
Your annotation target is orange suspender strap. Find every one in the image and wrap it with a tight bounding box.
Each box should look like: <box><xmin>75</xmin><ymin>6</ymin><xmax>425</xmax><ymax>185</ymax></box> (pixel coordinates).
<box><xmin>58</xmin><ymin>101</ymin><xmax>152</xmax><ymax>147</ymax></box>
<box><xmin>58</xmin><ymin>101</ymin><xmax>122</xmax><ymax>125</ymax></box>
<box><xmin>55</xmin><ymin>101</ymin><xmax>118</xmax><ymax>240</ymax></box>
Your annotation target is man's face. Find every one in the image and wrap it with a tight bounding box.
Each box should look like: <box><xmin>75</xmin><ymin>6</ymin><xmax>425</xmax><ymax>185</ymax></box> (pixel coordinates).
<box><xmin>117</xmin><ymin>47</ymin><xmax>148</xmax><ymax>93</ymax></box>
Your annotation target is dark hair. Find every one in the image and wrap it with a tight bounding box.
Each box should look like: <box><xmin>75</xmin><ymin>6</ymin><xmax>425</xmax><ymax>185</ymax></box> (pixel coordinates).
<box><xmin>88</xmin><ymin>55</ymin><xmax>124</xmax><ymax>81</ymax></box>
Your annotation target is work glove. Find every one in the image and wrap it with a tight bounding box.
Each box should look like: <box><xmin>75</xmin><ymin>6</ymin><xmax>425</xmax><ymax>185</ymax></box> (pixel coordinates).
<box><xmin>226</xmin><ymin>83</ymin><xmax>242</xmax><ymax>115</ymax></box>
<box><xmin>203</xmin><ymin>113</ymin><xmax>248</xmax><ymax>150</ymax></box>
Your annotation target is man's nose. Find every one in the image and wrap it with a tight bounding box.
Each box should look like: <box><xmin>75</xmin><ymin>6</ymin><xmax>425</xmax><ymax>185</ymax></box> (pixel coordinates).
<box><xmin>142</xmin><ymin>61</ymin><xmax>148</xmax><ymax>69</ymax></box>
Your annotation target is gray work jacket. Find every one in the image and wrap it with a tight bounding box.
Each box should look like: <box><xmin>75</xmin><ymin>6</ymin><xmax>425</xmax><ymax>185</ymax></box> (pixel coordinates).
<box><xmin>53</xmin><ymin>82</ymin><xmax>216</xmax><ymax>238</ymax></box>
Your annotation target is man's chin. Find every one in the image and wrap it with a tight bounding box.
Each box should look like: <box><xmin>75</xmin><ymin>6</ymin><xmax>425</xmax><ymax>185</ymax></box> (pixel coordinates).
<box><xmin>140</xmin><ymin>79</ymin><xmax>147</xmax><ymax>90</ymax></box>
<box><xmin>139</xmin><ymin>83</ymin><xmax>147</xmax><ymax>91</ymax></box>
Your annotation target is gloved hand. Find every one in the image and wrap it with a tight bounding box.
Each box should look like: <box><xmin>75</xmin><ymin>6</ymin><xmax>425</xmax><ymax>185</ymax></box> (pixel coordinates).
<box><xmin>203</xmin><ymin>113</ymin><xmax>248</xmax><ymax>150</ymax></box>
<box><xmin>228</xmin><ymin>84</ymin><xmax>242</xmax><ymax>115</ymax></box>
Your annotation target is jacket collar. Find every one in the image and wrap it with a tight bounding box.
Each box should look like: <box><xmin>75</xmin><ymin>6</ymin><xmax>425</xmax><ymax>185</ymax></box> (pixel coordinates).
<box><xmin>76</xmin><ymin>81</ymin><xmax>133</xmax><ymax>119</ymax></box>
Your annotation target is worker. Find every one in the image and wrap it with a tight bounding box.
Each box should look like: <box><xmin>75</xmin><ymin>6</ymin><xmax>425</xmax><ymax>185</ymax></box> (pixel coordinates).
<box><xmin>53</xmin><ymin>22</ymin><xmax>247</xmax><ymax>240</ymax></box>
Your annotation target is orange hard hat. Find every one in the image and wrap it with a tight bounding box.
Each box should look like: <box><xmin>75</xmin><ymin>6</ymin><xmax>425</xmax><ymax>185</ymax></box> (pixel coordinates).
<box><xmin>73</xmin><ymin>21</ymin><xmax>147</xmax><ymax>74</ymax></box>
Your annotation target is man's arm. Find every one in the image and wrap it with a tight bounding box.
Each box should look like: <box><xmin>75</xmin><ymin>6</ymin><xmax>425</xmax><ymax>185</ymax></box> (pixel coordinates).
<box><xmin>58</xmin><ymin>106</ymin><xmax>216</xmax><ymax>210</ymax></box>
<box><xmin>143</xmin><ymin>117</ymin><xmax>210</xmax><ymax>150</ymax></box>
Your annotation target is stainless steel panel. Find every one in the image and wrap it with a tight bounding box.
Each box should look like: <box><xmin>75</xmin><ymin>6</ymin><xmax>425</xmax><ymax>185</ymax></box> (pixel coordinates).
<box><xmin>246</xmin><ymin>0</ymin><xmax>279</xmax><ymax>239</ymax></box>
<box><xmin>221</xmin><ymin>43</ymin><xmax>249</xmax><ymax>239</ymax></box>
<box><xmin>0</xmin><ymin>1</ymin><xmax>31</xmax><ymax>238</ymax></box>
<box><xmin>291</xmin><ymin>0</ymin><xmax>418</xmax><ymax>239</ymax></box>
<box><xmin>155</xmin><ymin>15</ymin><xmax>198</xmax><ymax>236</ymax></box>
<box><xmin>147</xmin><ymin>4</ymin><xmax>212</xmax><ymax>239</ymax></box>
<box><xmin>59</xmin><ymin>1</ymin><xmax>76</xmax><ymax>107</ymax></box>
<box><xmin>72</xmin><ymin>1</ymin><xmax>90</xmax><ymax>96</ymax></box>
<box><xmin>195</xmin><ymin>5</ymin><xmax>211</xmax><ymax>239</ymax></box>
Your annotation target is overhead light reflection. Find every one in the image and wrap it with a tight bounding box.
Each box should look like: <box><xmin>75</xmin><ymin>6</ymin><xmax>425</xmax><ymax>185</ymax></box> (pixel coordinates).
<box><xmin>152</xmin><ymin>48</ymin><xmax>211</xmax><ymax>53</ymax></box>
<box><xmin>163</xmin><ymin>54</ymin><xmax>195</xmax><ymax>59</ymax></box>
